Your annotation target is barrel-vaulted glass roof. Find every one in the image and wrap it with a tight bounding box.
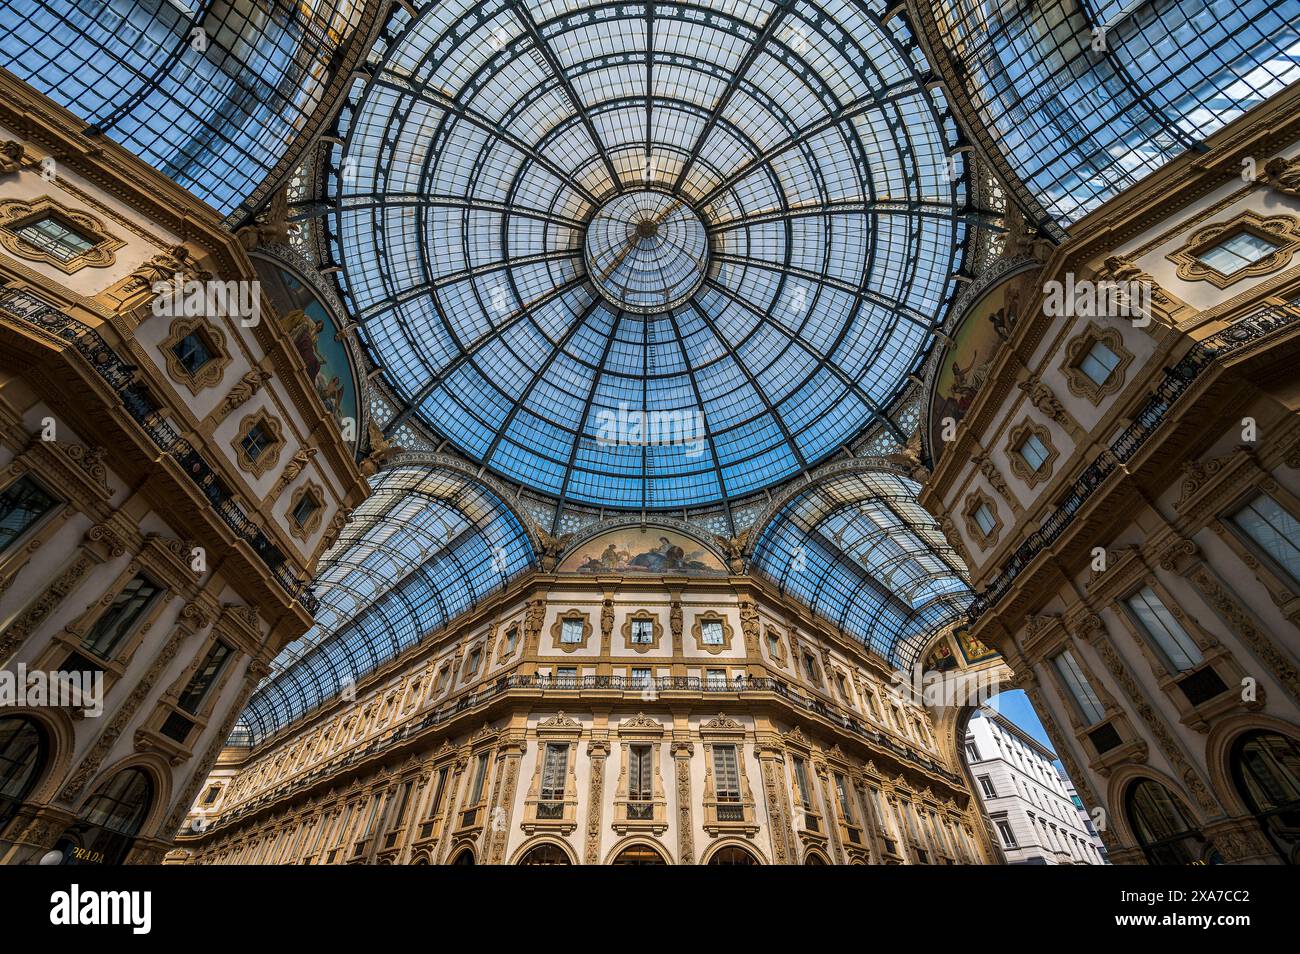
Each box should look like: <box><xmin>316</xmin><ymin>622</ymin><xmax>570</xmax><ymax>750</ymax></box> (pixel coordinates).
<box><xmin>0</xmin><ymin>0</ymin><xmax>363</xmax><ymax>217</ymax></box>
<box><xmin>328</xmin><ymin>0</ymin><xmax>971</xmax><ymax>510</ymax></box>
<box><xmin>751</xmin><ymin>470</ymin><xmax>972</xmax><ymax>670</ymax></box>
<box><xmin>235</xmin><ymin>466</ymin><xmax>535</xmax><ymax>746</ymax></box>
<box><xmin>932</xmin><ymin>0</ymin><xmax>1300</xmax><ymax>231</ymax></box>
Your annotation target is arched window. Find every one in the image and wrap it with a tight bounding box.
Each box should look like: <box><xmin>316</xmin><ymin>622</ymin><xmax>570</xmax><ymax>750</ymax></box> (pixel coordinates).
<box><xmin>1231</xmin><ymin>731</ymin><xmax>1300</xmax><ymax>864</ymax></box>
<box><xmin>451</xmin><ymin>848</ymin><xmax>475</xmax><ymax>866</ymax></box>
<box><xmin>708</xmin><ymin>846</ymin><xmax>759</xmax><ymax>866</ymax></box>
<box><xmin>803</xmin><ymin>851</ymin><xmax>829</xmax><ymax>865</ymax></box>
<box><xmin>59</xmin><ymin>768</ymin><xmax>154</xmax><ymax>865</ymax></box>
<box><xmin>518</xmin><ymin>843</ymin><xmax>571</xmax><ymax>866</ymax></box>
<box><xmin>611</xmin><ymin>844</ymin><xmax>666</xmax><ymax>865</ymax></box>
<box><xmin>1124</xmin><ymin>779</ymin><xmax>1215</xmax><ymax>865</ymax></box>
<box><xmin>0</xmin><ymin>716</ymin><xmax>48</xmax><ymax>832</ymax></box>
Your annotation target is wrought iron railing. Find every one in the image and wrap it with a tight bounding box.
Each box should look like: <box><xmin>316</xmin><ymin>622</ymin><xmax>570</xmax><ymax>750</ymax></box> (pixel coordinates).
<box><xmin>0</xmin><ymin>286</ymin><xmax>318</xmax><ymax>612</ymax></box>
<box><xmin>967</xmin><ymin>303</ymin><xmax>1298</xmax><ymax>620</ymax></box>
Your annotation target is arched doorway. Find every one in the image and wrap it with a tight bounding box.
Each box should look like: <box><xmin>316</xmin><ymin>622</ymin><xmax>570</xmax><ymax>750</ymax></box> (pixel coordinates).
<box><xmin>58</xmin><ymin>768</ymin><xmax>153</xmax><ymax>865</ymax></box>
<box><xmin>451</xmin><ymin>847</ymin><xmax>476</xmax><ymax>865</ymax></box>
<box><xmin>0</xmin><ymin>716</ymin><xmax>48</xmax><ymax>833</ymax></box>
<box><xmin>1230</xmin><ymin>730</ymin><xmax>1300</xmax><ymax>864</ymax></box>
<box><xmin>707</xmin><ymin>845</ymin><xmax>759</xmax><ymax>865</ymax></box>
<box><xmin>611</xmin><ymin>843</ymin><xmax>666</xmax><ymax>865</ymax></box>
<box><xmin>518</xmin><ymin>842</ymin><xmax>572</xmax><ymax>865</ymax></box>
<box><xmin>1125</xmin><ymin>779</ymin><xmax>1218</xmax><ymax>865</ymax></box>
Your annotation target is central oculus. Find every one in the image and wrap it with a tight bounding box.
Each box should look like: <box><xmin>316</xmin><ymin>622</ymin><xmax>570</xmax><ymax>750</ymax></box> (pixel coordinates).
<box><xmin>583</xmin><ymin>190</ymin><xmax>709</xmax><ymax>314</ymax></box>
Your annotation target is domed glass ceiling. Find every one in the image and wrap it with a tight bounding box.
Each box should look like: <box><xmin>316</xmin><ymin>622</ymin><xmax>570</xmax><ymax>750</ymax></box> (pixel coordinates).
<box><xmin>236</xmin><ymin>466</ymin><xmax>535</xmax><ymax>745</ymax></box>
<box><xmin>751</xmin><ymin>469</ymin><xmax>971</xmax><ymax>670</ymax></box>
<box><xmin>327</xmin><ymin>0</ymin><xmax>970</xmax><ymax>509</ymax></box>
<box><xmin>0</xmin><ymin>0</ymin><xmax>363</xmax><ymax>218</ymax></box>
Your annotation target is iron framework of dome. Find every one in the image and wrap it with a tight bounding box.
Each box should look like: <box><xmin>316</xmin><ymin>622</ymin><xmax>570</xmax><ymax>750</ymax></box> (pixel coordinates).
<box><xmin>927</xmin><ymin>0</ymin><xmax>1300</xmax><ymax>233</ymax></box>
<box><xmin>751</xmin><ymin>469</ymin><xmax>972</xmax><ymax>670</ymax></box>
<box><xmin>325</xmin><ymin>0</ymin><xmax>973</xmax><ymax>511</ymax></box>
<box><xmin>236</xmin><ymin>466</ymin><xmax>536</xmax><ymax>745</ymax></box>
<box><xmin>0</xmin><ymin>0</ymin><xmax>364</xmax><ymax>218</ymax></box>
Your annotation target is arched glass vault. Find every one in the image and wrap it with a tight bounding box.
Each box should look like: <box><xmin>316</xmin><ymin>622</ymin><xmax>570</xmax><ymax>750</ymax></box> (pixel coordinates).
<box><xmin>327</xmin><ymin>0</ymin><xmax>973</xmax><ymax>510</ymax></box>
<box><xmin>235</xmin><ymin>466</ymin><xmax>536</xmax><ymax>746</ymax></box>
<box><xmin>0</xmin><ymin>0</ymin><xmax>364</xmax><ymax>217</ymax></box>
<box><xmin>751</xmin><ymin>469</ymin><xmax>972</xmax><ymax>670</ymax></box>
<box><xmin>932</xmin><ymin>0</ymin><xmax>1300</xmax><ymax>231</ymax></box>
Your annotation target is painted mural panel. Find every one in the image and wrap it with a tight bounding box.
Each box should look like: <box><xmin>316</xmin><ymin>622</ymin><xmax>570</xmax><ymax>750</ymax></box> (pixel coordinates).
<box><xmin>253</xmin><ymin>258</ymin><xmax>359</xmax><ymax>437</ymax></box>
<box><xmin>558</xmin><ymin>527</ymin><xmax>726</xmax><ymax>574</ymax></box>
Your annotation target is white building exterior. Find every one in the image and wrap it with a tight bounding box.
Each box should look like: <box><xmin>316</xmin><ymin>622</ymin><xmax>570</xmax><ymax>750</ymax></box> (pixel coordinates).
<box><xmin>965</xmin><ymin>709</ymin><xmax>1107</xmax><ymax>865</ymax></box>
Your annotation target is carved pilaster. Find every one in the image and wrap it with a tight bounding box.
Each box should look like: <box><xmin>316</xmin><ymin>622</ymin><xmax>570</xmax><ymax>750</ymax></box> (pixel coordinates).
<box><xmin>487</xmin><ymin>741</ymin><xmax>523</xmax><ymax>864</ymax></box>
<box><xmin>585</xmin><ymin>739</ymin><xmax>610</xmax><ymax>865</ymax></box>
<box><xmin>672</xmin><ymin>741</ymin><xmax>694</xmax><ymax>865</ymax></box>
<box><xmin>59</xmin><ymin>626</ymin><xmax>191</xmax><ymax>803</ymax></box>
<box><xmin>1184</xmin><ymin>562</ymin><xmax>1300</xmax><ymax>707</ymax></box>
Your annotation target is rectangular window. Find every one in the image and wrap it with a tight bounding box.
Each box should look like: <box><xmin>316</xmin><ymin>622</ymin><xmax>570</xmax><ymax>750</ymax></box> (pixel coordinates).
<box><xmin>1125</xmin><ymin>586</ymin><xmax>1202</xmax><ymax>672</ymax></box>
<box><xmin>804</xmin><ymin>654</ymin><xmax>819</xmax><ymax>681</ymax></box>
<box><xmin>766</xmin><ymin>632</ymin><xmax>780</xmax><ymax>657</ymax></box>
<box><xmin>834</xmin><ymin>773</ymin><xmax>854</xmax><ymax>822</ymax></box>
<box><xmin>1052</xmin><ymin>649</ymin><xmax>1106</xmax><ymax>724</ymax></box>
<box><xmin>291</xmin><ymin>493</ymin><xmax>319</xmax><ymax>529</ymax></box>
<box><xmin>555</xmin><ymin>666</ymin><xmax>577</xmax><ymax>685</ymax></box>
<box><xmin>505</xmin><ymin>626</ymin><xmax>518</xmax><ymax>653</ymax></box>
<box><xmin>14</xmin><ymin>215</ymin><xmax>95</xmax><ymax>263</ymax></box>
<box><xmin>706</xmin><ymin>668</ymin><xmax>727</xmax><ymax>690</ymax></box>
<box><xmin>1017</xmin><ymin>432</ymin><xmax>1050</xmax><ymax>471</ymax></box>
<box><xmin>700</xmin><ymin>620</ymin><xmax>724</xmax><ymax>645</ymax></box>
<box><xmin>973</xmin><ymin>502</ymin><xmax>996</xmax><ymax>536</ymax></box>
<box><xmin>427</xmin><ymin>766</ymin><xmax>449</xmax><ymax>818</ymax></box>
<box><xmin>1079</xmin><ymin>339</ymin><xmax>1120</xmax><ymax>386</ymax></box>
<box><xmin>628</xmin><ymin>744</ymin><xmax>652</xmax><ymax>802</ymax></box>
<box><xmin>0</xmin><ymin>475</ymin><xmax>58</xmax><ymax>554</ymax></box>
<box><xmin>560</xmin><ymin>618</ymin><xmax>583</xmax><ymax>643</ymax></box>
<box><xmin>240</xmin><ymin>422</ymin><xmax>273</xmax><ymax>461</ymax></box>
<box><xmin>630</xmin><ymin>618</ymin><xmax>654</xmax><ymax>644</ymax></box>
<box><xmin>712</xmin><ymin>744</ymin><xmax>742</xmax><ymax>819</ymax></box>
<box><xmin>630</xmin><ymin>667</ymin><xmax>650</xmax><ymax>688</ymax></box>
<box><xmin>1196</xmin><ymin>230</ymin><xmax>1280</xmax><ymax>275</ymax></box>
<box><xmin>171</xmin><ymin>330</ymin><xmax>215</xmax><ymax>375</ymax></box>
<box><xmin>540</xmin><ymin>743</ymin><xmax>568</xmax><ymax>802</ymax></box>
<box><xmin>1232</xmin><ymin>494</ymin><xmax>1300</xmax><ymax>585</ymax></box>
<box><xmin>978</xmin><ymin>775</ymin><xmax>997</xmax><ymax>798</ymax></box>
<box><xmin>793</xmin><ymin>756</ymin><xmax>813</xmax><ymax>808</ymax></box>
<box><xmin>176</xmin><ymin>640</ymin><xmax>232</xmax><ymax>713</ymax></box>
<box><xmin>965</xmin><ymin>741</ymin><xmax>981</xmax><ymax>762</ymax></box>
<box><xmin>468</xmin><ymin>753</ymin><xmax>490</xmax><ymax>805</ymax></box>
<box><xmin>82</xmin><ymin>575</ymin><xmax>161</xmax><ymax>658</ymax></box>
<box><xmin>996</xmin><ymin>818</ymin><xmax>1018</xmax><ymax>849</ymax></box>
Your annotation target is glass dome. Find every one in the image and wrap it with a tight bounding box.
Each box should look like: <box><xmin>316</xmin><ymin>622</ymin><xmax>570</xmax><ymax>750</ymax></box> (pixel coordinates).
<box><xmin>751</xmin><ymin>469</ymin><xmax>972</xmax><ymax>669</ymax></box>
<box><xmin>931</xmin><ymin>0</ymin><xmax>1300</xmax><ymax>230</ymax></box>
<box><xmin>0</xmin><ymin>0</ymin><xmax>363</xmax><ymax>217</ymax></box>
<box><xmin>328</xmin><ymin>0</ymin><xmax>970</xmax><ymax>509</ymax></box>
<box><xmin>235</xmin><ymin>466</ymin><xmax>535</xmax><ymax>746</ymax></box>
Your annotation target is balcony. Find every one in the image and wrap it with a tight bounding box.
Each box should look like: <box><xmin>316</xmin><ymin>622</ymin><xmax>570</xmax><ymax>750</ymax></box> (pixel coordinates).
<box><xmin>968</xmin><ymin>302</ymin><xmax>1298</xmax><ymax>621</ymax></box>
<box><xmin>0</xmin><ymin>286</ymin><xmax>318</xmax><ymax>611</ymax></box>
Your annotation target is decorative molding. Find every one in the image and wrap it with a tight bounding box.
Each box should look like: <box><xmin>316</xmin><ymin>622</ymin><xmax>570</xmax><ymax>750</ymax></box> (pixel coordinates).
<box><xmin>620</xmin><ymin>609</ymin><xmax>663</xmax><ymax>652</ymax></box>
<box><xmin>550</xmin><ymin>609</ymin><xmax>593</xmax><ymax>653</ymax></box>
<box><xmin>231</xmin><ymin>409</ymin><xmax>286</xmax><ymax>480</ymax></box>
<box><xmin>1005</xmin><ymin>418</ymin><xmax>1059</xmax><ymax>488</ymax></box>
<box><xmin>161</xmin><ymin>317</ymin><xmax>231</xmax><ymax>395</ymax></box>
<box><xmin>1167</xmin><ymin>210</ymin><xmax>1300</xmax><ymax>289</ymax></box>
<box><xmin>1060</xmin><ymin>321</ymin><xmax>1134</xmax><ymax>405</ymax></box>
<box><xmin>0</xmin><ymin>195</ymin><xmax>124</xmax><ymax>273</ymax></box>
